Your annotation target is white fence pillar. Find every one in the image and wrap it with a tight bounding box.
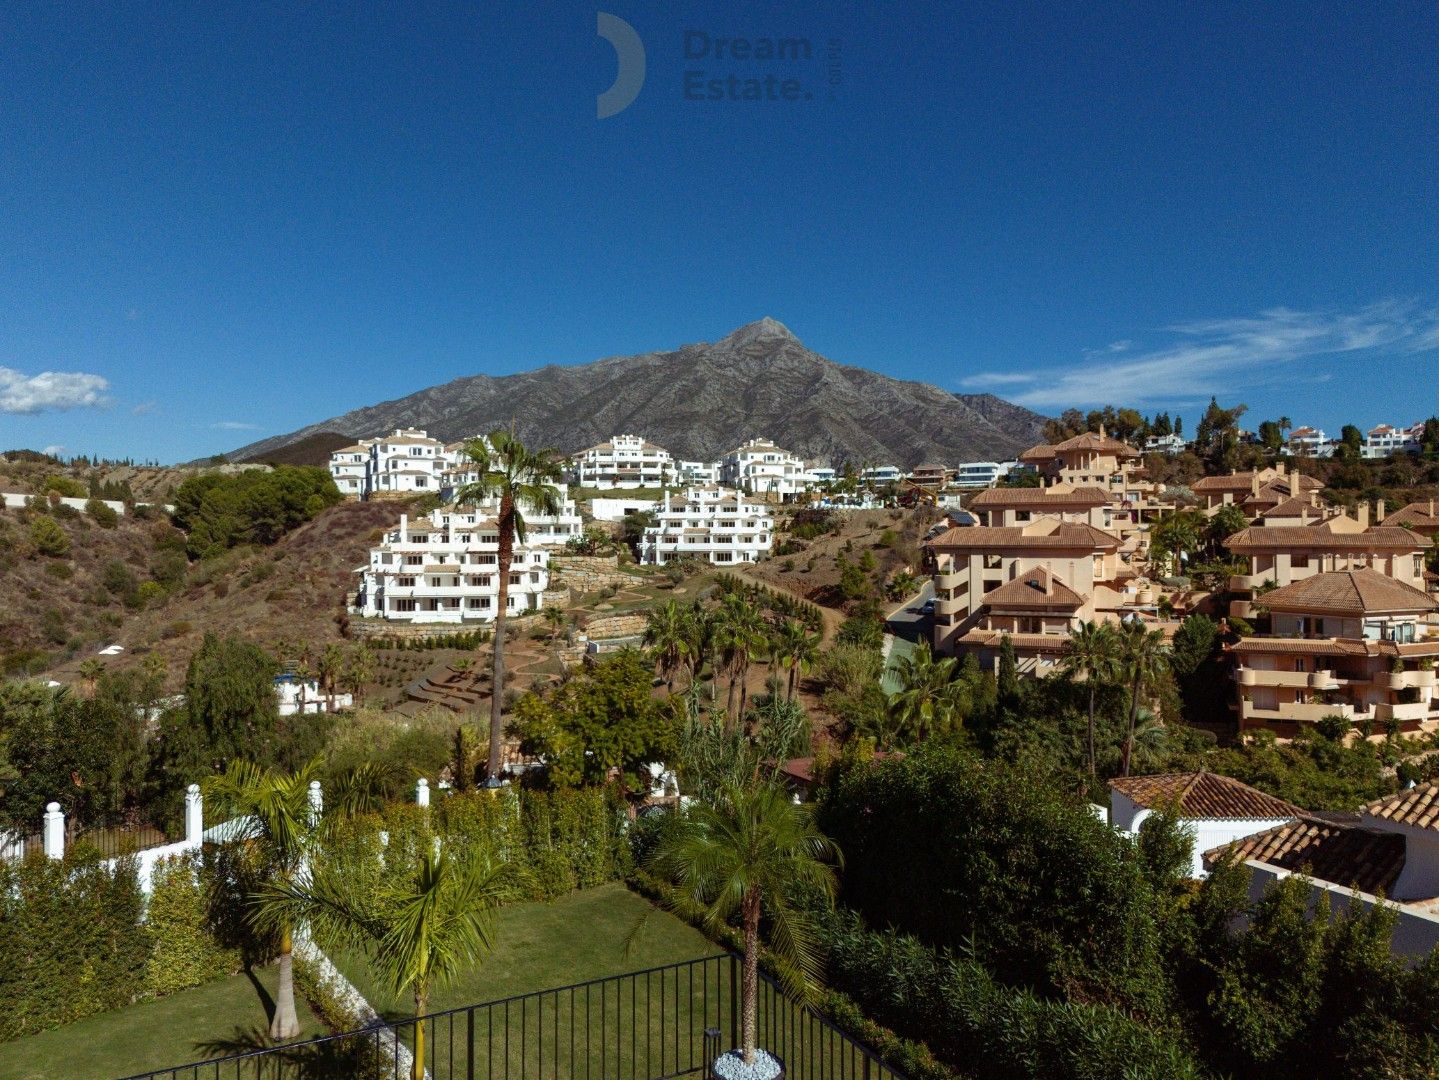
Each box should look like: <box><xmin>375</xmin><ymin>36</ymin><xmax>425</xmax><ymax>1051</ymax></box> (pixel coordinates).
<box><xmin>43</xmin><ymin>802</ymin><xmax>65</xmax><ymax>860</ymax></box>
<box><xmin>416</xmin><ymin>778</ymin><xmax>430</xmax><ymax>807</ymax></box>
<box><xmin>184</xmin><ymin>784</ymin><xmax>204</xmax><ymax>847</ymax></box>
<box><xmin>308</xmin><ymin>779</ymin><xmax>323</xmax><ymax>824</ymax></box>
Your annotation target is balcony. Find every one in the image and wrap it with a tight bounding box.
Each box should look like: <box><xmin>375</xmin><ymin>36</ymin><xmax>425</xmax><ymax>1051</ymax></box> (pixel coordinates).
<box><xmin>1236</xmin><ymin>668</ymin><xmax>1337</xmax><ymax>689</ymax></box>
<box><xmin>1375</xmin><ymin>669</ymin><xmax>1439</xmax><ymax>690</ymax></box>
<box><xmin>1229</xmin><ymin>573</ymin><xmax>1265</xmax><ymax>591</ymax></box>
<box><xmin>935</xmin><ymin>594</ymin><xmax>965</xmax><ymax>617</ymax></box>
<box><xmin>1376</xmin><ymin>701</ymin><xmax>1437</xmax><ymax>723</ymax></box>
<box><xmin>1240</xmin><ymin>700</ymin><xmax>1357</xmax><ymax>723</ymax></box>
<box><xmin>936</xmin><ymin>571</ymin><xmax>964</xmax><ymax>592</ymax></box>
<box><xmin>1230</xmin><ymin>600</ymin><xmax>1256</xmax><ymax>619</ymax></box>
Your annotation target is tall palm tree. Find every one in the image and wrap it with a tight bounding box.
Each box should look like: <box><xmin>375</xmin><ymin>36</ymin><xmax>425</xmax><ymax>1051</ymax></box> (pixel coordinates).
<box><xmin>644</xmin><ymin>599</ymin><xmax>689</xmax><ymax>692</ymax></box>
<box><xmin>1060</xmin><ymin>621</ymin><xmax>1120</xmax><ymax>778</ymax></box>
<box><xmin>257</xmin><ymin>846</ymin><xmax>510</xmax><ymax>1080</ymax></box>
<box><xmin>713</xmin><ymin>596</ymin><xmax>768</xmax><ymax>721</ymax></box>
<box><xmin>454</xmin><ymin>430</ymin><xmax>563</xmax><ymax>782</ymax></box>
<box><xmin>774</xmin><ymin>619</ymin><xmax>820</xmax><ymax>702</ymax></box>
<box><xmin>682</xmin><ymin>600</ymin><xmax>714</xmax><ymax>691</ymax></box>
<box><xmin>1117</xmin><ymin>623</ymin><xmax>1169</xmax><ymax>777</ymax></box>
<box><xmin>205</xmin><ymin>759</ymin><xmax>324</xmax><ymax>1040</ymax></box>
<box><xmin>647</xmin><ymin>783</ymin><xmax>839</xmax><ymax>1068</ymax></box>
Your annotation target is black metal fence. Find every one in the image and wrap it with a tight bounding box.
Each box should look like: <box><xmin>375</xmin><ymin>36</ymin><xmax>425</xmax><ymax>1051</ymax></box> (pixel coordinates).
<box><xmin>122</xmin><ymin>953</ymin><xmax>906</xmax><ymax>1080</ymax></box>
<box><xmin>67</xmin><ymin>820</ymin><xmax>170</xmax><ymax>859</ymax></box>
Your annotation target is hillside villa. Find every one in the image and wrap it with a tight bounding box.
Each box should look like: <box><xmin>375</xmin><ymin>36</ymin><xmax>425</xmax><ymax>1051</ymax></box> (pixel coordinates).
<box><xmin>567</xmin><ymin>434</ymin><xmax>675</xmax><ymax>490</ymax></box>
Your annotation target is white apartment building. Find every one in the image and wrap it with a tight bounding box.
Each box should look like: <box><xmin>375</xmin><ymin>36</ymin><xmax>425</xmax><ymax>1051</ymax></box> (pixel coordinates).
<box><xmin>676</xmin><ymin>460</ymin><xmax>721</xmax><ymax>485</ymax></box>
<box><xmin>1142</xmin><ymin>434</ymin><xmax>1188</xmax><ymax>454</ymax></box>
<box><xmin>330</xmin><ymin>442</ymin><xmax>372</xmax><ymax>498</ymax></box>
<box><xmin>568</xmin><ymin>435</ymin><xmax>675</xmax><ymax>490</ymax></box>
<box><xmin>1363</xmin><ymin>422</ymin><xmax>1425</xmax><ymax>459</ymax></box>
<box><xmin>330</xmin><ymin>429</ymin><xmax>458</xmax><ymax>500</ymax></box>
<box><xmin>861</xmin><ymin>465</ymin><xmax>903</xmax><ymax>484</ymax></box>
<box><xmin>441</xmin><ymin>484</ymin><xmax>583</xmax><ymax>546</ymax></box>
<box><xmin>953</xmin><ymin>461</ymin><xmax>1018</xmax><ymax>488</ymax></box>
<box><xmin>355</xmin><ymin>510</ymin><xmax>551</xmax><ymax>624</ymax></box>
<box><xmin>719</xmin><ymin>438</ymin><xmax>812</xmax><ymax>500</ymax></box>
<box><xmin>1286</xmin><ymin>426</ymin><xmax>1334</xmax><ymax>457</ymax></box>
<box><xmin>639</xmin><ymin>486</ymin><xmax>774</xmax><ymax>566</ymax></box>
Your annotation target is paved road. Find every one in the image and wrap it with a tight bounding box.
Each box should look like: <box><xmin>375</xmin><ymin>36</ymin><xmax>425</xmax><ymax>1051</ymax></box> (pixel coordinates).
<box><xmin>885</xmin><ymin>580</ymin><xmax>934</xmax><ymax>645</ymax></box>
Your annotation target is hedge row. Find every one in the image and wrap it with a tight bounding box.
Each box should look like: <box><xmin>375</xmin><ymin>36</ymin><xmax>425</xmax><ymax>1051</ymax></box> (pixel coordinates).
<box><xmin>815</xmin><ymin>910</ymin><xmax>1207</xmax><ymax>1080</ymax></box>
<box><xmin>0</xmin><ymin>846</ymin><xmax>255</xmax><ymax>1041</ymax></box>
<box><xmin>711</xmin><ymin>573</ymin><xmax>825</xmax><ymax>633</ymax></box>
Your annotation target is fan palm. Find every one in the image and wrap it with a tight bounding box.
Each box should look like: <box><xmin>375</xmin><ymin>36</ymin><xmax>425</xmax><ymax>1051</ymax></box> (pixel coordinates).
<box><xmin>256</xmin><ymin>846</ymin><xmax>510</xmax><ymax>1080</ymax></box>
<box><xmin>204</xmin><ymin>759</ymin><xmax>324</xmax><ymax>1040</ymax></box>
<box><xmin>454</xmin><ymin>430</ymin><xmax>563</xmax><ymax>782</ymax></box>
<box><xmin>774</xmin><ymin>619</ymin><xmax>820</xmax><ymax>702</ymax></box>
<box><xmin>644</xmin><ymin>599</ymin><xmax>689</xmax><ymax>692</ymax></box>
<box><xmin>1117</xmin><ymin>623</ymin><xmax>1170</xmax><ymax>776</ymax></box>
<box><xmin>1060</xmin><ymin>621</ymin><xmax>1120</xmax><ymax>777</ymax></box>
<box><xmin>647</xmin><ymin>783</ymin><xmax>839</xmax><ymax>1066</ymax></box>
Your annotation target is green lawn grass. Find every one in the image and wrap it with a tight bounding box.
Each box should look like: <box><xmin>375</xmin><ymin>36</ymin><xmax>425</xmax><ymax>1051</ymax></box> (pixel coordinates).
<box><xmin>0</xmin><ymin>963</ymin><xmax>327</xmax><ymax>1080</ymax></box>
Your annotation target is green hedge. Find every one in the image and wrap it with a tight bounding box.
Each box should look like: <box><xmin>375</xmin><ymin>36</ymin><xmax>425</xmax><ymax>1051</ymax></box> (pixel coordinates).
<box><xmin>143</xmin><ymin>852</ymin><xmax>244</xmax><ymax>998</ymax></box>
<box><xmin>815</xmin><ymin>910</ymin><xmax>1207</xmax><ymax>1080</ymax></box>
<box><xmin>0</xmin><ymin>849</ymin><xmax>150</xmax><ymax>1040</ymax></box>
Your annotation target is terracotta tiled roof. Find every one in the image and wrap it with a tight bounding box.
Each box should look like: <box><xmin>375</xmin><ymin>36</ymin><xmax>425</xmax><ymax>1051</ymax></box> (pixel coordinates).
<box><xmin>1231</xmin><ymin>638</ymin><xmax>1370</xmax><ymax>657</ymax></box>
<box><xmin>1260</xmin><ymin>495</ymin><xmax>1331</xmax><ymax>521</ymax></box>
<box><xmin>1362</xmin><ymin>783</ymin><xmax>1439</xmax><ymax>832</ymax></box>
<box><xmin>927</xmin><ymin>520</ymin><xmax>1121</xmax><ymax>551</ymax></box>
<box><xmin>1194</xmin><ymin>471</ymin><xmax>1325</xmax><ymax>493</ymax></box>
<box><xmin>1225</xmin><ymin>523</ymin><xmax>1428</xmax><ymax>552</ymax></box>
<box><xmin>1110</xmin><ymin>771</ymin><xmax>1303</xmax><ymax>819</ymax></box>
<box><xmin>956</xmin><ymin>630</ymin><xmax>1071</xmax><ymax>651</ymax></box>
<box><xmin>966</xmin><ymin>486</ymin><xmax>1112</xmax><ymax>509</ymax></box>
<box><xmin>1382</xmin><ymin>503</ymin><xmax>1439</xmax><ymax>534</ymax></box>
<box><xmin>1259</xmin><ymin>569</ymin><xmax>1437</xmax><ymax>616</ymax></box>
<box><xmin>1050</xmin><ymin>431</ymin><xmax>1141</xmax><ymax>458</ymax></box>
<box><xmin>1204</xmin><ymin>817</ymin><xmax>1407</xmax><ymax>895</ymax></box>
<box><xmin>982</xmin><ymin>568</ymin><xmax>1085</xmax><ymax>610</ymax></box>
<box><xmin>1017</xmin><ymin>443</ymin><xmax>1058</xmax><ymax>462</ymax></box>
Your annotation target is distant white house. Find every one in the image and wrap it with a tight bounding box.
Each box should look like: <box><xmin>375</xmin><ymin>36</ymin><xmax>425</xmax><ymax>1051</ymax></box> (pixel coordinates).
<box><xmin>676</xmin><ymin>460</ymin><xmax>721</xmax><ymax>485</ymax></box>
<box><xmin>1108</xmin><ymin>771</ymin><xmax>1301</xmax><ymax>879</ymax></box>
<box><xmin>330</xmin><ymin>429</ymin><xmax>459</xmax><ymax>500</ymax></box>
<box><xmin>1286</xmin><ymin>426</ymin><xmax>1334</xmax><ymax>458</ymax></box>
<box><xmin>1142</xmin><ymin>434</ymin><xmax>1188</xmax><ymax>454</ymax></box>
<box><xmin>861</xmin><ymin>465</ymin><xmax>903</xmax><ymax>484</ymax></box>
<box><xmin>719</xmin><ymin>438</ymin><xmax>815</xmax><ymax>500</ymax></box>
<box><xmin>639</xmin><ymin>486</ymin><xmax>774</xmax><ymax>566</ymax></box>
<box><xmin>274</xmin><ymin>675</ymin><xmax>353</xmax><ymax>716</ymax></box>
<box><xmin>568</xmin><ymin>435</ymin><xmax>675</xmax><ymax>490</ymax></box>
<box><xmin>1364</xmin><ymin>422</ymin><xmax>1425</xmax><ymax>460</ymax></box>
<box><xmin>952</xmin><ymin>461</ymin><xmax>1017</xmax><ymax>488</ymax></box>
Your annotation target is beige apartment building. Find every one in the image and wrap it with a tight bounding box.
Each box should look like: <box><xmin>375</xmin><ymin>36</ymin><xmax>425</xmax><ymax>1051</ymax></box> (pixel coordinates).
<box><xmin>927</xmin><ymin>519</ymin><xmax>1138</xmax><ymax>674</ymax></box>
<box><xmin>1231</xmin><ymin>569</ymin><xmax>1439</xmax><ymax>737</ymax></box>
<box><xmin>1191</xmin><ymin>464</ymin><xmax>1325</xmax><ymax>513</ymax></box>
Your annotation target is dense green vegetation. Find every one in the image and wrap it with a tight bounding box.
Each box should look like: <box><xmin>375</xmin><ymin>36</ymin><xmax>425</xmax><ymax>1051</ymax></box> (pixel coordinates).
<box><xmin>170</xmin><ymin>465</ymin><xmax>342</xmax><ymax>558</ymax></box>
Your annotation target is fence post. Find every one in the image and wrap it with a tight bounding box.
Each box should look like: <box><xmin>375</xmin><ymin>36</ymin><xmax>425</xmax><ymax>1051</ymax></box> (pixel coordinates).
<box><xmin>416</xmin><ymin>778</ymin><xmax>430</xmax><ymax>807</ymax></box>
<box><xmin>184</xmin><ymin>783</ymin><xmax>203</xmax><ymax>847</ymax></box>
<box><xmin>308</xmin><ymin>779</ymin><xmax>323</xmax><ymax>824</ymax></box>
<box><xmin>43</xmin><ymin>802</ymin><xmax>64</xmax><ymax>860</ymax></box>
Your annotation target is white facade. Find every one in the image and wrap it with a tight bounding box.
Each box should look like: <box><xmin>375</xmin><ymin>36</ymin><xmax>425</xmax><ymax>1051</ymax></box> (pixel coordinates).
<box><xmin>676</xmin><ymin>460</ymin><xmax>721</xmax><ymax>485</ymax></box>
<box><xmin>1286</xmin><ymin>427</ymin><xmax>1334</xmax><ymax>457</ymax></box>
<box><xmin>440</xmin><ymin>484</ymin><xmax>582</xmax><ymax>546</ymax></box>
<box><xmin>1142</xmin><ymin>434</ymin><xmax>1188</xmax><ymax>454</ymax></box>
<box><xmin>953</xmin><ymin>461</ymin><xmax>1017</xmax><ymax>488</ymax></box>
<box><xmin>330</xmin><ymin>429</ymin><xmax>459</xmax><ymax>500</ymax></box>
<box><xmin>356</xmin><ymin>510</ymin><xmax>551</xmax><ymax>624</ymax></box>
<box><xmin>1364</xmin><ymin>423</ymin><xmax>1425</xmax><ymax>459</ymax></box>
<box><xmin>862</xmin><ymin>465</ymin><xmax>903</xmax><ymax>484</ymax></box>
<box><xmin>1109</xmin><ymin>788</ymin><xmax>1293</xmax><ymax>880</ymax></box>
<box><xmin>274</xmin><ymin>676</ymin><xmax>353</xmax><ymax>716</ymax></box>
<box><xmin>639</xmin><ymin>486</ymin><xmax>774</xmax><ymax>566</ymax></box>
<box><xmin>569</xmin><ymin>434</ymin><xmax>675</xmax><ymax>490</ymax></box>
<box><xmin>719</xmin><ymin>438</ymin><xmax>812</xmax><ymax>499</ymax></box>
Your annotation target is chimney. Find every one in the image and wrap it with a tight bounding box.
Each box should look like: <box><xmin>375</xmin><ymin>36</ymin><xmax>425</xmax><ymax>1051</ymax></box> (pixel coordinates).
<box><xmin>1357</xmin><ymin>501</ymin><xmax>1370</xmax><ymax>528</ymax></box>
<box><xmin>1098</xmin><ymin>423</ymin><xmax>1106</xmax><ymax>440</ymax></box>
<box><xmin>1277</xmin><ymin>460</ymin><xmax>1287</xmax><ymax>477</ymax></box>
<box><xmin>1377</xmin><ymin>498</ymin><xmax>1386</xmax><ymax>522</ymax></box>
<box><xmin>1430</xmin><ymin>498</ymin><xmax>1435</xmax><ymax>517</ymax></box>
<box><xmin>1251</xmin><ymin>472</ymin><xmax>1260</xmax><ymax>496</ymax></box>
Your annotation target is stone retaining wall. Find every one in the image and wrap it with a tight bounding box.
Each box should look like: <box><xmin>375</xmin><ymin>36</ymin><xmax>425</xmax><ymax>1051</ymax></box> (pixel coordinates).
<box><xmin>583</xmin><ymin>613</ymin><xmax>649</xmax><ymax>640</ymax></box>
<box><xmin>550</xmin><ymin>554</ymin><xmax>635</xmax><ymax>594</ymax></box>
<box><xmin>348</xmin><ymin>617</ymin><xmax>499</xmax><ymax>642</ymax></box>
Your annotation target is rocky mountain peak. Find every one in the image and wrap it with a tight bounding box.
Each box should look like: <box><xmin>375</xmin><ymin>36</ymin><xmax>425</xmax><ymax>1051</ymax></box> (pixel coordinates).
<box><xmin>715</xmin><ymin>317</ymin><xmax>800</xmax><ymax>351</ymax></box>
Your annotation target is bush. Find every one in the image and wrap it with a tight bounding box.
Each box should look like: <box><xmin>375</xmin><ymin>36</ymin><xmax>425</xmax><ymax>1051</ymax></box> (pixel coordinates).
<box><xmin>0</xmin><ymin>849</ymin><xmax>150</xmax><ymax>1040</ymax></box>
<box><xmin>29</xmin><ymin>515</ymin><xmax>70</xmax><ymax>557</ymax></box>
<box><xmin>143</xmin><ymin>852</ymin><xmax>242</xmax><ymax>997</ymax></box>
<box><xmin>86</xmin><ymin>498</ymin><xmax>119</xmax><ymax>528</ymax></box>
<box><xmin>171</xmin><ymin>465</ymin><xmax>342</xmax><ymax>558</ymax></box>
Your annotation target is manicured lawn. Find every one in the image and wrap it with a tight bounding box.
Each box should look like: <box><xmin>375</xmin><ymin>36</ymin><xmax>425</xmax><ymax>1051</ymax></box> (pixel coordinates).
<box><xmin>0</xmin><ymin>963</ymin><xmax>327</xmax><ymax>1080</ymax></box>
<box><xmin>331</xmin><ymin>882</ymin><xmax>722</xmax><ymax>1018</ymax></box>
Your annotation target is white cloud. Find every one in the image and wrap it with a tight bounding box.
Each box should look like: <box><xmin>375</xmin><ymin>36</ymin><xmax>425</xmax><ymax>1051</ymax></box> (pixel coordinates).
<box><xmin>42</xmin><ymin>445</ymin><xmax>65</xmax><ymax>457</ymax></box>
<box><xmin>132</xmin><ymin>401</ymin><xmax>157</xmax><ymax>416</ymax></box>
<box><xmin>959</xmin><ymin>372</ymin><xmax>1038</xmax><ymax>388</ymax></box>
<box><xmin>0</xmin><ymin>367</ymin><xmax>110</xmax><ymax>414</ymax></box>
<box><xmin>212</xmin><ymin>420</ymin><xmax>259</xmax><ymax>430</ymax></box>
<box><xmin>967</xmin><ymin>302</ymin><xmax>1439</xmax><ymax>409</ymax></box>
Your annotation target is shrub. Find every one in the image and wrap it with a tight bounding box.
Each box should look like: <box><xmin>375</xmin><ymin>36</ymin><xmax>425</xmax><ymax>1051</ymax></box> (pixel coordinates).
<box><xmin>143</xmin><ymin>852</ymin><xmax>242</xmax><ymax>997</ymax></box>
<box><xmin>29</xmin><ymin>515</ymin><xmax>70</xmax><ymax>557</ymax></box>
<box><xmin>85</xmin><ymin>498</ymin><xmax>119</xmax><ymax>528</ymax></box>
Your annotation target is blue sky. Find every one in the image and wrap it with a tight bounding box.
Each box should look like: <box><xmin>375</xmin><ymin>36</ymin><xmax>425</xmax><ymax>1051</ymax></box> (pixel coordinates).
<box><xmin>2</xmin><ymin>1</ymin><xmax>1437</xmax><ymax>462</ymax></box>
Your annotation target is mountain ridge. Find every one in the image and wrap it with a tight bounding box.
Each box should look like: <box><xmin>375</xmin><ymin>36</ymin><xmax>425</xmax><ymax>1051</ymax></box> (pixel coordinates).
<box><xmin>230</xmin><ymin>319</ymin><xmax>1047</xmax><ymax>468</ymax></box>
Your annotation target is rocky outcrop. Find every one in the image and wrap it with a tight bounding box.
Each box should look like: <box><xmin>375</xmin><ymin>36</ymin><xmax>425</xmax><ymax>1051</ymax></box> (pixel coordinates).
<box><xmin>229</xmin><ymin>319</ymin><xmax>1048</xmax><ymax>469</ymax></box>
